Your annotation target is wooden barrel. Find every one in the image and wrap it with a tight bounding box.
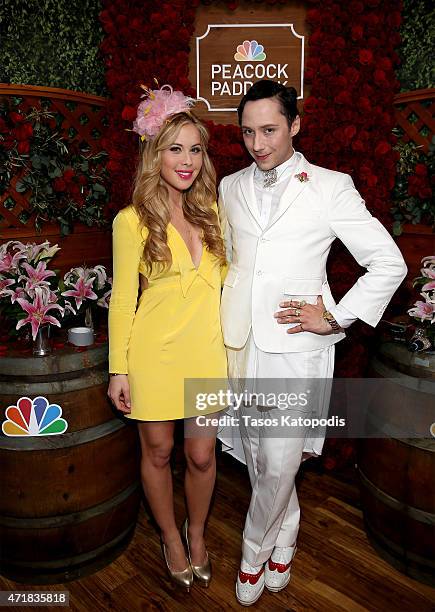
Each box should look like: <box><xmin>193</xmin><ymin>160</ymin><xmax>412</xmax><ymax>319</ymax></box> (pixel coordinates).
<box><xmin>0</xmin><ymin>341</ymin><xmax>141</xmax><ymax>584</ymax></box>
<box><xmin>358</xmin><ymin>342</ymin><xmax>435</xmax><ymax>586</ymax></box>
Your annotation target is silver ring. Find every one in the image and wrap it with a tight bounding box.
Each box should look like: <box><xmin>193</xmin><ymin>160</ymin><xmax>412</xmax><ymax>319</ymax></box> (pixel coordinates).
<box><xmin>295</xmin><ymin>308</ymin><xmax>301</xmax><ymax>317</ymax></box>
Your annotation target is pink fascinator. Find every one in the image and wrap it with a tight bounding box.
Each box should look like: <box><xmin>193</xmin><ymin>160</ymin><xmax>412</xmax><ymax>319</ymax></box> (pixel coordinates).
<box><xmin>132</xmin><ymin>84</ymin><xmax>195</xmax><ymax>141</ymax></box>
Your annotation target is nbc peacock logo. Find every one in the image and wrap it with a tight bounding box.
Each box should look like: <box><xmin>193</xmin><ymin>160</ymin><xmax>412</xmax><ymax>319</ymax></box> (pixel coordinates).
<box><xmin>234</xmin><ymin>40</ymin><xmax>266</xmax><ymax>62</ymax></box>
<box><xmin>2</xmin><ymin>396</ymin><xmax>68</xmax><ymax>437</ymax></box>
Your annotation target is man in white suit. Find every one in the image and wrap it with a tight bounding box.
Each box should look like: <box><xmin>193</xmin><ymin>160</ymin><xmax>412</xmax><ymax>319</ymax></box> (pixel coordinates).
<box><xmin>218</xmin><ymin>80</ymin><xmax>407</xmax><ymax>606</ymax></box>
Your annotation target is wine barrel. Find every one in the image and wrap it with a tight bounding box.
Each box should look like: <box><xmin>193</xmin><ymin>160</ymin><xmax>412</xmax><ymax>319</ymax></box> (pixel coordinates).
<box><xmin>358</xmin><ymin>342</ymin><xmax>435</xmax><ymax>586</ymax></box>
<box><xmin>0</xmin><ymin>341</ymin><xmax>141</xmax><ymax>584</ymax></box>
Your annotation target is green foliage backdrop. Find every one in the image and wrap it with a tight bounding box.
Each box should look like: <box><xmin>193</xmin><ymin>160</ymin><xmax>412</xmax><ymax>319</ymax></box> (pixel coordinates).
<box><xmin>0</xmin><ymin>0</ymin><xmax>106</xmax><ymax>95</ymax></box>
<box><xmin>0</xmin><ymin>0</ymin><xmax>433</xmax><ymax>94</ymax></box>
<box><xmin>398</xmin><ymin>0</ymin><xmax>435</xmax><ymax>91</ymax></box>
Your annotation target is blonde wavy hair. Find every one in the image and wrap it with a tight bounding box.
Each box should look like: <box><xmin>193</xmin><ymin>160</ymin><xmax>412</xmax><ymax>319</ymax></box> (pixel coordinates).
<box><xmin>132</xmin><ymin>112</ymin><xmax>226</xmax><ymax>272</ymax></box>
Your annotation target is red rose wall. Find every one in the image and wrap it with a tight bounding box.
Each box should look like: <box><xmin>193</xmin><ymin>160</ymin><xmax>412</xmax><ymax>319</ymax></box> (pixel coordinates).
<box><xmin>99</xmin><ymin>0</ymin><xmax>403</xmax><ymax>468</ymax></box>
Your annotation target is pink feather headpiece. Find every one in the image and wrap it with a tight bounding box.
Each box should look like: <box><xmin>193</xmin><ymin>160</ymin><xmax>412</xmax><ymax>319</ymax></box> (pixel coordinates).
<box><xmin>132</xmin><ymin>84</ymin><xmax>195</xmax><ymax>141</ymax></box>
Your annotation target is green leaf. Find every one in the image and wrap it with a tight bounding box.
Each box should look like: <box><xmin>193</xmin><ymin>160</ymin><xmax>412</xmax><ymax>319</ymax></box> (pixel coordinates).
<box><xmin>39</xmin><ymin>155</ymin><xmax>50</xmax><ymax>167</ymax></box>
<box><xmin>58</xmin><ymin>218</ymin><xmax>72</xmax><ymax>236</ymax></box>
<box><xmin>30</xmin><ymin>155</ymin><xmax>42</xmax><ymax>169</ymax></box>
<box><xmin>48</xmin><ymin>166</ymin><xmax>62</xmax><ymax>178</ymax></box>
<box><xmin>15</xmin><ymin>179</ymin><xmax>27</xmax><ymax>193</ymax></box>
<box><xmin>392</xmin><ymin>221</ymin><xmax>403</xmax><ymax>236</ymax></box>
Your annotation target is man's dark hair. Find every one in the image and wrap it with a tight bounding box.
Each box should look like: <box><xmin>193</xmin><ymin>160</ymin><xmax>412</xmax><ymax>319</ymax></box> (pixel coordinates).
<box><xmin>237</xmin><ymin>80</ymin><xmax>299</xmax><ymax>128</ymax></box>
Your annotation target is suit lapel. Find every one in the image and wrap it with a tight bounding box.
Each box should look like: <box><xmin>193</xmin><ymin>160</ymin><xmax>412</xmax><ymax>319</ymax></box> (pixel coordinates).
<box><xmin>238</xmin><ymin>163</ymin><xmax>262</xmax><ymax>229</ymax></box>
<box><xmin>267</xmin><ymin>154</ymin><xmax>312</xmax><ymax>229</ymax></box>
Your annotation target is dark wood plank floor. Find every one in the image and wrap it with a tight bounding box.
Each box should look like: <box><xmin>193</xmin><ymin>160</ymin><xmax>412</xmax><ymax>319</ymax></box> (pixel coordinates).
<box><xmin>1</xmin><ymin>449</ymin><xmax>434</xmax><ymax>611</ymax></box>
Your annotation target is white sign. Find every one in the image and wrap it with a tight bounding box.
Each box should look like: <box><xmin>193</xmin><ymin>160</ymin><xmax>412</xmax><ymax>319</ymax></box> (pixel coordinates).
<box><xmin>196</xmin><ymin>23</ymin><xmax>304</xmax><ymax>112</ymax></box>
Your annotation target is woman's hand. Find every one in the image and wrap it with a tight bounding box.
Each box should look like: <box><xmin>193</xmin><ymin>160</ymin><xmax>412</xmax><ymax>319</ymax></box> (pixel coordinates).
<box><xmin>108</xmin><ymin>374</ymin><xmax>132</xmax><ymax>414</ymax></box>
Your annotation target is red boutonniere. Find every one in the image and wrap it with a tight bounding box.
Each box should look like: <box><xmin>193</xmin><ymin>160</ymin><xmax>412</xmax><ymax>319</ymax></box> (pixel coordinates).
<box><xmin>295</xmin><ymin>172</ymin><xmax>309</xmax><ymax>182</ymax></box>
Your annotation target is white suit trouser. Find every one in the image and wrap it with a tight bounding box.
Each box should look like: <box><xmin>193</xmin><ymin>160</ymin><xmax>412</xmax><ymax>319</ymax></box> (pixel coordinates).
<box><xmin>226</xmin><ymin>332</ymin><xmax>335</xmax><ymax>566</ymax></box>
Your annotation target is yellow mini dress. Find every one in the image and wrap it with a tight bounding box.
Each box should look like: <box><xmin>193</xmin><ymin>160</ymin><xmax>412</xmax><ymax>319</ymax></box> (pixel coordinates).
<box><xmin>108</xmin><ymin>205</ymin><xmax>228</xmax><ymax>421</ymax></box>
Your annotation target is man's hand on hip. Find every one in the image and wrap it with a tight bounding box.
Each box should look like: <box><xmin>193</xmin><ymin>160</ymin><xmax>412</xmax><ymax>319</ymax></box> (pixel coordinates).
<box><xmin>274</xmin><ymin>295</ymin><xmax>339</xmax><ymax>335</ymax></box>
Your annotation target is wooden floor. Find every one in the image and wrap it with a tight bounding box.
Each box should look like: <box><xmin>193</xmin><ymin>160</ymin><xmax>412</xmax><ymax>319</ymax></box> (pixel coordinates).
<box><xmin>1</xmin><ymin>449</ymin><xmax>434</xmax><ymax>612</ymax></box>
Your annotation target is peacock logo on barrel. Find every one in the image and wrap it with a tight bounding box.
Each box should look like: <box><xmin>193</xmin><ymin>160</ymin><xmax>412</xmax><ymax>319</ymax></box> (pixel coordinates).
<box><xmin>2</xmin><ymin>396</ymin><xmax>68</xmax><ymax>437</ymax></box>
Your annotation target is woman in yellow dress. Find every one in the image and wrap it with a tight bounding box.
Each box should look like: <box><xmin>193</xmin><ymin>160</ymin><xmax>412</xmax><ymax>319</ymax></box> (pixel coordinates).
<box><xmin>108</xmin><ymin>85</ymin><xmax>227</xmax><ymax>591</ymax></box>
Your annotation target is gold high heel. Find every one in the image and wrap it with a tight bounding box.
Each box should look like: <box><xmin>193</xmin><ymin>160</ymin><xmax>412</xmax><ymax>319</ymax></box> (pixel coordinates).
<box><xmin>182</xmin><ymin>519</ymin><xmax>212</xmax><ymax>587</ymax></box>
<box><xmin>160</xmin><ymin>536</ymin><xmax>193</xmax><ymax>591</ymax></box>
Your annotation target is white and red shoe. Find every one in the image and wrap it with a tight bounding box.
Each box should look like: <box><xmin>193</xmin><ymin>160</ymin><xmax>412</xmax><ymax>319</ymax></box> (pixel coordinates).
<box><xmin>265</xmin><ymin>545</ymin><xmax>297</xmax><ymax>592</ymax></box>
<box><xmin>236</xmin><ymin>560</ymin><xmax>265</xmax><ymax>606</ymax></box>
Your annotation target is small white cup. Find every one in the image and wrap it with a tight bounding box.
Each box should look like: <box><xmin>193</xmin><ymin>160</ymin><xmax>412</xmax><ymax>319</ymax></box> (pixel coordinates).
<box><xmin>68</xmin><ymin>326</ymin><xmax>94</xmax><ymax>347</ymax></box>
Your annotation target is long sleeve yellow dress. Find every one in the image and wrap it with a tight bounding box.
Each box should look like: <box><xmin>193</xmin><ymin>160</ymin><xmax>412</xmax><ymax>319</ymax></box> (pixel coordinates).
<box><xmin>108</xmin><ymin>204</ymin><xmax>228</xmax><ymax>421</ymax></box>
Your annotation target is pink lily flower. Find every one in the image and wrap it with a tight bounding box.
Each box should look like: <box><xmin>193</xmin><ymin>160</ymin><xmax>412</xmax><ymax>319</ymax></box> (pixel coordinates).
<box><xmin>421</xmin><ymin>267</ymin><xmax>435</xmax><ymax>280</ymax></box>
<box><xmin>9</xmin><ymin>285</ymin><xmax>54</xmax><ymax>305</ymax></box>
<box><xmin>62</xmin><ymin>276</ymin><xmax>98</xmax><ymax>309</ymax></box>
<box><xmin>0</xmin><ymin>240</ymin><xmax>25</xmax><ymax>257</ymax></box>
<box><xmin>62</xmin><ymin>300</ymin><xmax>77</xmax><ymax>316</ymax></box>
<box><xmin>0</xmin><ymin>250</ymin><xmax>26</xmax><ymax>274</ymax></box>
<box><xmin>3</xmin><ymin>286</ymin><xmax>26</xmax><ymax>304</ymax></box>
<box><xmin>21</xmin><ymin>241</ymin><xmax>61</xmax><ymax>264</ymax></box>
<box><xmin>408</xmin><ymin>300</ymin><xmax>435</xmax><ymax>322</ymax></box>
<box><xmin>16</xmin><ymin>288</ymin><xmax>63</xmax><ymax>340</ymax></box>
<box><xmin>421</xmin><ymin>256</ymin><xmax>435</xmax><ymax>279</ymax></box>
<box><xmin>43</xmin><ymin>288</ymin><xmax>60</xmax><ymax>303</ymax></box>
<box><xmin>5</xmin><ymin>240</ymin><xmax>59</xmax><ymax>265</ymax></box>
<box><xmin>64</xmin><ymin>266</ymin><xmax>93</xmax><ymax>286</ymax></box>
<box><xmin>421</xmin><ymin>291</ymin><xmax>435</xmax><ymax>306</ymax></box>
<box><xmin>0</xmin><ymin>277</ymin><xmax>15</xmax><ymax>296</ymax></box>
<box><xmin>20</xmin><ymin>242</ymin><xmax>45</xmax><ymax>263</ymax></box>
<box><xmin>422</xmin><ymin>280</ymin><xmax>435</xmax><ymax>292</ymax></box>
<box><xmin>19</xmin><ymin>261</ymin><xmax>56</xmax><ymax>292</ymax></box>
<box><xmin>93</xmin><ymin>265</ymin><xmax>108</xmax><ymax>289</ymax></box>
<box><xmin>97</xmin><ymin>289</ymin><xmax>111</xmax><ymax>309</ymax></box>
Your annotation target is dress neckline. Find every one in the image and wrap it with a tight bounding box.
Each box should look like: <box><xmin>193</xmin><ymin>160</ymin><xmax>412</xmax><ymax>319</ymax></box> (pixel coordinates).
<box><xmin>169</xmin><ymin>222</ymin><xmax>203</xmax><ymax>271</ymax></box>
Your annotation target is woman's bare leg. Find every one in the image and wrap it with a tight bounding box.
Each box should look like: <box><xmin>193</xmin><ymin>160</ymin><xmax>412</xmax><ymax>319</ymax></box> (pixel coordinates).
<box><xmin>138</xmin><ymin>421</ymin><xmax>188</xmax><ymax>571</ymax></box>
<box><xmin>184</xmin><ymin>417</ymin><xmax>218</xmax><ymax>564</ymax></box>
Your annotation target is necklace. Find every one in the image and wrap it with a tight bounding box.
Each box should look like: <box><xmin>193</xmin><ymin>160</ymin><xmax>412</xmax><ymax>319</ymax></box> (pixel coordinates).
<box><xmin>263</xmin><ymin>168</ymin><xmax>278</xmax><ymax>188</ymax></box>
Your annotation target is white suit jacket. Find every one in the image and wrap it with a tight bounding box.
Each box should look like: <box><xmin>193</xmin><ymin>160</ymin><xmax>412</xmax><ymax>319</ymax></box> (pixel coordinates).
<box><xmin>218</xmin><ymin>153</ymin><xmax>407</xmax><ymax>352</ymax></box>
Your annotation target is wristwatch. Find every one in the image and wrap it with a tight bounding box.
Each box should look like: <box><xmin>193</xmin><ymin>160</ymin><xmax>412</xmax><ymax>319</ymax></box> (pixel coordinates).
<box><xmin>322</xmin><ymin>310</ymin><xmax>342</xmax><ymax>333</ymax></box>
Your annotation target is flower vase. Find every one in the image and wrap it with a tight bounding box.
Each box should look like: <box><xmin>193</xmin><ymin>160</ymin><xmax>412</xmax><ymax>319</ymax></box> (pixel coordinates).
<box><xmin>84</xmin><ymin>306</ymin><xmax>94</xmax><ymax>331</ymax></box>
<box><xmin>33</xmin><ymin>324</ymin><xmax>51</xmax><ymax>356</ymax></box>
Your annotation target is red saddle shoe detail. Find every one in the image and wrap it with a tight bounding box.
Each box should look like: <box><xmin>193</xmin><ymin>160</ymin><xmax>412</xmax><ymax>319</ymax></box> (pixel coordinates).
<box><xmin>268</xmin><ymin>559</ymin><xmax>292</xmax><ymax>573</ymax></box>
<box><xmin>238</xmin><ymin>567</ymin><xmax>265</xmax><ymax>585</ymax></box>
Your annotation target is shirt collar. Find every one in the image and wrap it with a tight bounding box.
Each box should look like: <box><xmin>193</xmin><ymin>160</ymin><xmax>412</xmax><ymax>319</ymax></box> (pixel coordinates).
<box><xmin>254</xmin><ymin>150</ymin><xmax>301</xmax><ymax>187</ymax></box>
